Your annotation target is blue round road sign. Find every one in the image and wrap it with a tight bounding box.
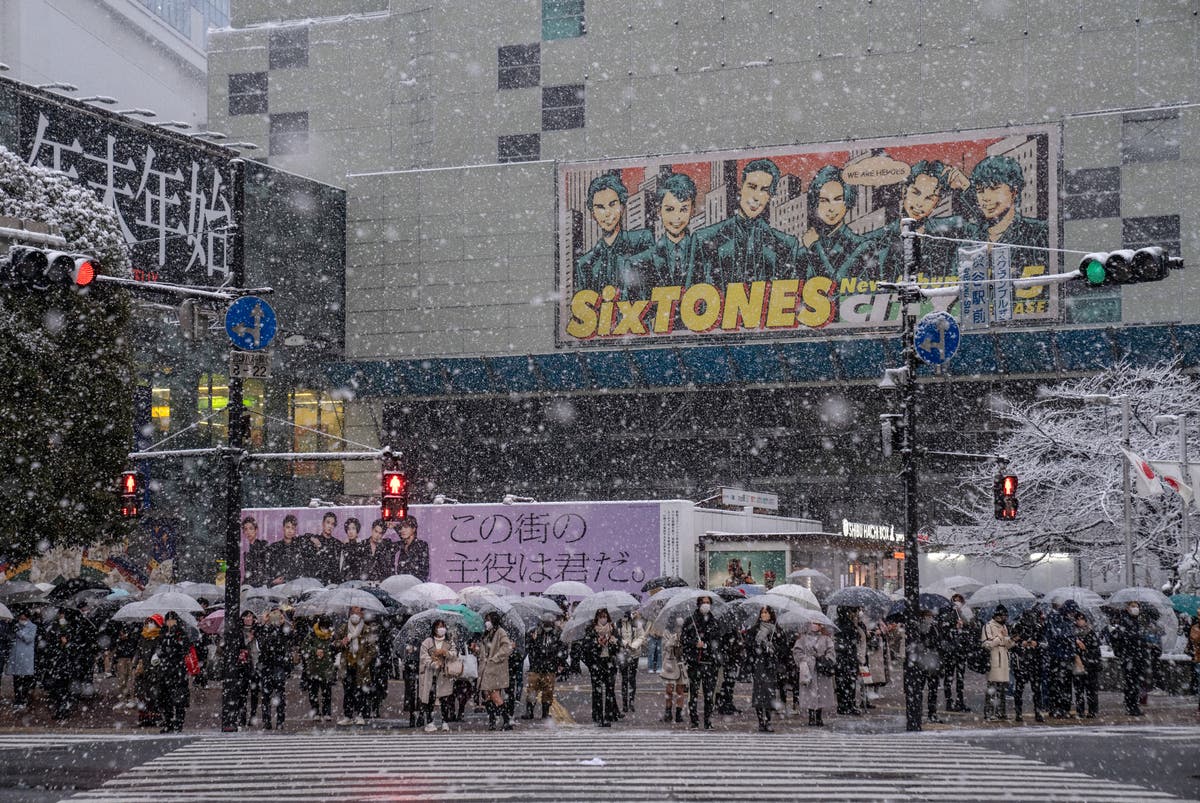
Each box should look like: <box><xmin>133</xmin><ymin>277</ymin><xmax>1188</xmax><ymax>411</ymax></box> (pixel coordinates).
<box><xmin>224</xmin><ymin>296</ymin><xmax>278</xmax><ymax>351</ymax></box>
<box><xmin>913</xmin><ymin>311</ymin><xmax>960</xmax><ymax>366</ymax></box>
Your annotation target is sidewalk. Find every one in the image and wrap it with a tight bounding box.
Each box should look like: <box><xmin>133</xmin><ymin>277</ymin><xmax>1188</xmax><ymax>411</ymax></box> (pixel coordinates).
<box><xmin>0</xmin><ymin>668</ymin><xmax>1195</xmax><ymax>735</ymax></box>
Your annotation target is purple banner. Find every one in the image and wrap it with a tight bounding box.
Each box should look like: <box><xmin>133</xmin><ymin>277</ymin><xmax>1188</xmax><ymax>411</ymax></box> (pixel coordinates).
<box><xmin>240</xmin><ymin>501</ymin><xmax>662</xmax><ymax>595</ymax></box>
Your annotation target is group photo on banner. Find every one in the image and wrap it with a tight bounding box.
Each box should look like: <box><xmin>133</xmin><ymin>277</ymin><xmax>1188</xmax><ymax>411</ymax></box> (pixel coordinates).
<box><xmin>557</xmin><ymin>126</ymin><xmax>1060</xmax><ymax>345</ymax></box>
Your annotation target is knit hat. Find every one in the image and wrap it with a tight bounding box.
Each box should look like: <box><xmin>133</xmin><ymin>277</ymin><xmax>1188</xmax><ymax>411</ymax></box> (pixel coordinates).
<box><xmin>148</xmin><ymin>613</ymin><xmax>165</xmax><ymax>627</ymax></box>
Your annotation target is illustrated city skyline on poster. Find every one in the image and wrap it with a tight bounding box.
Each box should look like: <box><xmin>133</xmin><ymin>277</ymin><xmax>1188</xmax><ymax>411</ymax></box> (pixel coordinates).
<box><xmin>557</xmin><ymin>124</ymin><xmax>1061</xmax><ymax>347</ymax></box>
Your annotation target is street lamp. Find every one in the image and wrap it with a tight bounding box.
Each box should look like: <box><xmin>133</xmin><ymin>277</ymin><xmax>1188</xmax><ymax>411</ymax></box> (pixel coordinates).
<box><xmin>1152</xmin><ymin>413</ymin><xmax>1191</xmax><ymax>584</ymax></box>
<box><xmin>1083</xmin><ymin>394</ymin><xmax>1134</xmax><ymax>586</ymax></box>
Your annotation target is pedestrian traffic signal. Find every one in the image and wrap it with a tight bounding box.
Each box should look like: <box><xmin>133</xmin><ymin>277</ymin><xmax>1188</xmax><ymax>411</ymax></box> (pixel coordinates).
<box><xmin>381</xmin><ymin>468</ymin><xmax>408</xmax><ymax>521</ymax></box>
<box><xmin>1078</xmin><ymin>247</ymin><xmax>1183</xmax><ymax>287</ymax></box>
<box><xmin>993</xmin><ymin>474</ymin><xmax>1018</xmax><ymax>520</ymax></box>
<box><xmin>1</xmin><ymin>246</ymin><xmax>97</xmax><ymax>292</ymax></box>
<box><xmin>119</xmin><ymin>470</ymin><xmax>141</xmax><ymax>518</ymax></box>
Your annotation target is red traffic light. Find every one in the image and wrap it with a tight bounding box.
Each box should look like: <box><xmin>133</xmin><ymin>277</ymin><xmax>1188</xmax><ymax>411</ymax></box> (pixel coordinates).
<box><xmin>381</xmin><ymin>469</ymin><xmax>408</xmax><ymax>522</ymax></box>
<box><xmin>73</xmin><ymin>258</ymin><xmax>96</xmax><ymax>287</ymax></box>
<box><xmin>384</xmin><ymin>471</ymin><xmax>407</xmax><ymax>497</ymax></box>
<box><xmin>1001</xmin><ymin>475</ymin><xmax>1017</xmax><ymax>496</ymax></box>
<box><xmin>121</xmin><ymin>471</ymin><xmax>139</xmax><ymax>494</ymax></box>
<box><xmin>120</xmin><ymin>471</ymin><xmax>141</xmax><ymax>518</ymax></box>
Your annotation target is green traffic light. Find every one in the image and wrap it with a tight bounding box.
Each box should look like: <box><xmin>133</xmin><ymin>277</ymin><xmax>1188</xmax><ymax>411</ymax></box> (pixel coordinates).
<box><xmin>1083</xmin><ymin>258</ymin><xmax>1106</xmax><ymax>286</ymax></box>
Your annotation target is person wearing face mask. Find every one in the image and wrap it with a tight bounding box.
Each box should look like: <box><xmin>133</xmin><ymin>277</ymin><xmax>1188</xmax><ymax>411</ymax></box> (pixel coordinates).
<box><xmin>155</xmin><ymin>611</ymin><xmax>191</xmax><ymax>733</ymax></box>
<box><xmin>581</xmin><ymin>608</ymin><xmax>622</xmax><ymax>727</ymax></box>
<box><xmin>792</xmin><ymin>622</ymin><xmax>836</xmax><ymax>726</ymax></box>
<box><xmin>982</xmin><ymin>605</ymin><xmax>1014</xmax><ymax>721</ymax></box>
<box><xmin>303</xmin><ymin>615</ymin><xmax>337</xmax><ymax>722</ymax></box>
<box><xmin>938</xmin><ymin>595</ymin><xmax>970</xmax><ymax>712</ymax></box>
<box><xmin>477</xmin><ymin>611</ymin><xmax>515</xmax><ymax>731</ymax></box>
<box><xmin>745</xmin><ymin>606</ymin><xmax>786</xmax><ymax>732</ymax></box>
<box><xmin>418</xmin><ymin>619</ymin><xmax>459</xmax><ymax>732</ymax></box>
<box><xmin>337</xmin><ymin>605</ymin><xmax>378</xmax><ymax>725</ymax></box>
<box><xmin>1109</xmin><ymin>600</ymin><xmax>1149</xmax><ymax>716</ymax></box>
<box><xmin>909</xmin><ymin>608</ymin><xmax>944</xmax><ymax>723</ymax></box>
<box><xmin>833</xmin><ymin>606</ymin><xmax>862</xmax><ymax>716</ymax></box>
<box><xmin>41</xmin><ymin>610</ymin><xmax>78</xmax><ymax>720</ymax></box>
<box><xmin>660</xmin><ymin>617</ymin><xmax>688</xmax><ymax>724</ymax></box>
<box><xmin>681</xmin><ymin>596</ymin><xmax>722</xmax><ymax>730</ymax></box>
<box><xmin>616</xmin><ymin>611</ymin><xmax>646</xmax><ymax>714</ymax></box>
<box><xmin>234</xmin><ymin>611</ymin><xmax>261</xmax><ymax>728</ymax></box>
<box><xmin>1071</xmin><ymin>612</ymin><xmax>1101</xmax><ymax>719</ymax></box>
<box><xmin>258</xmin><ymin>607</ymin><xmax>294</xmax><ymax>729</ymax></box>
<box><xmin>522</xmin><ymin>615</ymin><xmax>565</xmax><ymax>721</ymax></box>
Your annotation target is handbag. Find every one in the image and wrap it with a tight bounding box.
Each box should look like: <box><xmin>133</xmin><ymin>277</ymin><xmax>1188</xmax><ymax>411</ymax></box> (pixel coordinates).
<box><xmin>444</xmin><ymin>657</ymin><xmax>465</xmax><ymax>678</ymax></box>
<box><xmin>1072</xmin><ymin>654</ymin><xmax>1086</xmax><ymax>676</ymax></box>
<box><xmin>461</xmin><ymin>653</ymin><xmax>479</xmax><ymax>680</ymax></box>
<box><xmin>814</xmin><ymin>655</ymin><xmax>836</xmax><ymax>677</ymax></box>
<box><xmin>859</xmin><ymin>664</ymin><xmax>873</xmax><ymax>684</ymax></box>
<box><xmin>185</xmin><ymin>645</ymin><xmax>201</xmax><ymax>677</ymax></box>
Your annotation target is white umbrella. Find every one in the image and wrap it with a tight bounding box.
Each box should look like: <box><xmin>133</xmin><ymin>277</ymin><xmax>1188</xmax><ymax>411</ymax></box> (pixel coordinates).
<box><xmin>181</xmin><ymin>583</ymin><xmax>224</xmax><ymax>601</ymax></box>
<box><xmin>146</xmin><ymin>583</ymin><xmax>191</xmax><ymax>596</ymax></box>
<box><xmin>638</xmin><ymin>585</ymin><xmax>690</xmax><ymax>624</ymax></box>
<box><xmin>968</xmin><ymin>584</ymin><xmax>1036</xmax><ymax>607</ymax></box>
<box><xmin>651</xmin><ymin>589</ymin><xmax>730</xmax><ymax>634</ymax></box>
<box><xmin>777</xmin><ymin>608</ymin><xmax>838</xmax><ymax>632</ymax></box>
<box><xmin>510</xmin><ymin>596</ymin><xmax>564</xmax><ymax>623</ymax></box>
<box><xmin>733</xmin><ymin>594</ymin><xmax>811</xmax><ymax>627</ymax></box>
<box><xmin>294</xmin><ymin>587</ymin><xmax>387</xmax><ymax>617</ymax></box>
<box><xmin>928</xmin><ymin>575</ymin><xmax>985</xmax><ymax>596</ymax></box>
<box><xmin>786</xmin><ymin>568</ymin><xmax>832</xmax><ymax>584</ymax></box>
<box><xmin>459</xmin><ymin>586</ymin><xmax>498</xmax><ymax>599</ymax></box>
<box><xmin>110</xmin><ymin>600</ymin><xmax>199</xmax><ymax>628</ymax></box>
<box><xmin>0</xmin><ymin>602</ymin><xmax>12</xmax><ymax>620</ymax></box>
<box><xmin>276</xmin><ymin>577</ymin><xmax>324</xmax><ymax>598</ymax></box>
<box><xmin>543</xmin><ymin>580</ymin><xmax>594</xmax><ymax>598</ymax></box>
<box><xmin>379</xmin><ymin>574</ymin><xmax>422</xmax><ymax>595</ymax></box>
<box><xmin>1107</xmin><ymin>587</ymin><xmax>1178</xmax><ymax>635</ymax></box>
<box><xmin>485</xmin><ymin>584</ymin><xmax>518</xmax><ymax>597</ymax></box>
<box><xmin>140</xmin><ymin>591</ymin><xmax>204</xmax><ymax>614</ymax></box>
<box><xmin>1047</xmin><ymin>586</ymin><xmax>1106</xmax><ymax>608</ymax></box>
<box><xmin>765</xmin><ymin>584</ymin><xmax>821</xmax><ymax>610</ymax></box>
<box><xmin>561</xmin><ymin>591</ymin><xmax>640</xmax><ymax>643</ymax></box>
<box><xmin>406</xmin><ymin>582</ymin><xmax>461</xmax><ymax>603</ymax></box>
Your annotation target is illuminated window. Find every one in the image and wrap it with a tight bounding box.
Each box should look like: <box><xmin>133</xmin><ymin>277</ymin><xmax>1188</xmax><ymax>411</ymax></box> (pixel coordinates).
<box><xmin>290</xmin><ymin>389</ymin><xmax>344</xmax><ymax>482</ymax></box>
<box><xmin>151</xmin><ymin>387</ymin><xmax>171</xmax><ymax>435</ymax></box>
<box><xmin>197</xmin><ymin>374</ymin><xmax>265</xmax><ymax>447</ymax></box>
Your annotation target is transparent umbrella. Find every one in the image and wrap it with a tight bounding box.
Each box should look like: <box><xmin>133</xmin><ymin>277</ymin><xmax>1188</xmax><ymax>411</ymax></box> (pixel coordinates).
<box><xmin>1106</xmin><ymin>587</ymin><xmax>1177</xmax><ymax>635</ymax></box>
<box><xmin>0</xmin><ymin>602</ymin><xmax>12</xmax><ymax>621</ymax></box>
<box><xmin>110</xmin><ymin>601</ymin><xmax>199</xmax><ymax>630</ymax></box>
<box><xmin>638</xmin><ymin>585</ymin><xmax>690</xmax><ymax>624</ymax></box>
<box><xmin>825</xmin><ymin>586</ymin><xmax>890</xmax><ymax>613</ymax></box>
<box><xmin>397</xmin><ymin>608</ymin><xmax>478</xmax><ymax>651</ymax></box>
<box><xmin>509</xmin><ymin>596</ymin><xmax>564</xmax><ymax>623</ymax></box>
<box><xmin>406</xmin><ymin>582</ymin><xmax>461</xmax><ymax>603</ymax></box>
<box><xmin>651</xmin><ymin>590</ymin><xmax>732</xmax><ymax>635</ymax></box>
<box><xmin>561</xmin><ymin>591</ymin><xmax>640</xmax><ymax>643</ymax></box>
<box><xmin>140</xmin><ymin>592</ymin><xmax>204</xmax><ymax>614</ymax></box>
<box><xmin>275</xmin><ymin>577</ymin><xmax>323</xmax><ymax>598</ymax></box>
<box><xmin>786</xmin><ymin>568</ymin><xmax>833</xmax><ymax>585</ymax></box>
<box><xmin>777</xmin><ymin>608</ymin><xmax>838</xmax><ymax>633</ymax></box>
<box><xmin>764</xmin><ymin>584</ymin><xmax>821</xmax><ymax>610</ymax></box>
<box><xmin>929</xmin><ymin>575</ymin><xmax>984</xmax><ymax>596</ymax></box>
<box><xmin>968</xmin><ymin>584</ymin><xmax>1036</xmax><ymax>607</ymax></box>
<box><xmin>543</xmin><ymin>580</ymin><xmax>594</xmax><ymax>598</ymax></box>
<box><xmin>734</xmin><ymin>594</ymin><xmax>811</xmax><ymax>628</ymax></box>
<box><xmin>379</xmin><ymin>574</ymin><xmax>423</xmax><ymax>596</ymax></box>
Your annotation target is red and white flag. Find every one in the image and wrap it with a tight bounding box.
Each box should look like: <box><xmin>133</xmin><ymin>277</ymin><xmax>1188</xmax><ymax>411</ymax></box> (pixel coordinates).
<box><xmin>1120</xmin><ymin>448</ymin><xmax>1163</xmax><ymax>497</ymax></box>
<box><xmin>1149</xmin><ymin>461</ymin><xmax>1195</xmax><ymax>505</ymax></box>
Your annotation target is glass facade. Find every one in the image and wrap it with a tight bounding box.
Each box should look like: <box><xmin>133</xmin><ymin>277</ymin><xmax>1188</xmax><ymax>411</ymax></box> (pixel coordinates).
<box><xmin>135</xmin><ymin>0</ymin><xmax>230</xmax><ymax>45</ymax></box>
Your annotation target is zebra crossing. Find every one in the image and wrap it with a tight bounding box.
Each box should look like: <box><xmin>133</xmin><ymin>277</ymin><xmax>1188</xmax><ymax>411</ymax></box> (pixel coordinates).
<box><xmin>63</xmin><ymin>728</ymin><xmax>1189</xmax><ymax>802</ymax></box>
<box><xmin>0</xmin><ymin>731</ymin><xmax>192</xmax><ymax>749</ymax></box>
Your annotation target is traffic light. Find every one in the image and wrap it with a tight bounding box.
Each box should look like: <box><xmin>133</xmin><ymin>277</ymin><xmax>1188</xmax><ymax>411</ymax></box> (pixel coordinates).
<box><xmin>993</xmin><ymin>474</ymin><xmax>1018</xmax><ymax>520</ymax></box>
<box><xmin>1078</xmin><ymin>247</ymin><xmax>1183</xmax><ymax>287</ymax></box>
<box><xmin>119</xmin><ymin>470</ymin><xmax>141</xmax><ymax>518</ymax></box>
<box><xmin>381</xmin><ymin>466</ymin><xmax>408</xmax><ymax>522</ymax></box>
<box><xmin>1</xmin><ymin>246</ymin><xmax>97</xmax><ymax>292</ymax></box>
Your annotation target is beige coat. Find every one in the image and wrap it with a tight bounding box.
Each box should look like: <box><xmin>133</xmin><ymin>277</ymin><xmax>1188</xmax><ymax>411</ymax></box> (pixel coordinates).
<box><xmin>660</xmin><ymin>629</ymin><xmax>688</xmax><ymax>683</ymax></box>
<box><xmin>982</xmin><ymin>620</ymin><xmax>1013</xmax><ymax>683</ymax></box>
<box><xmin>418</xmin><ymin>636</ymin><xmax>459</xmax><ymax>703</ymax></box>
<box><xmin>792</xmin><ymin>632</ymin><xmax>836</xmax><ymax>711</ymax></box>
<box><xmin>478</xmin><ymin>626</ymin><xmax>514</xmax><ymax>692</ymax></box>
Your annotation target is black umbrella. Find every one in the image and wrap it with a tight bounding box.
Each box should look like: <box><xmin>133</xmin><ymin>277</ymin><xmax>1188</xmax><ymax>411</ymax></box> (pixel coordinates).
<box><xmin>0</xmin><ymin>581</ymin><xmax>47</xmax><ymax>605</ymax></box>
<box><xmin>886</xmin><ymin>593</ymin><xmax>953</xmax><ymax>623</ymax></box>
<box><xmin>47</xmin><ymin>578</ymin><xmax>109</xmax><ymax>603</ymax></box>
<box><xmin>826</xmin><ymin>586</ymin><xmax>890</xmax><ymax>613</ymax></box>
<box><xmin>641</xmin><ymin>576</ymin><xmax>689</xmax><ymax>593</ymax></box>
<box><xmin>712</xmin><ymin>587</ymin><xmax>747</xmax><ymax>602</ymax></box>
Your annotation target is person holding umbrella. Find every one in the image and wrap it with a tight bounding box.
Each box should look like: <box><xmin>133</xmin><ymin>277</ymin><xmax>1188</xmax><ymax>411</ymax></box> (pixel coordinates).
<box><xmin>41</xmin><ymin>609</ymin><xmax>79</xmax><ymax>720</ymax></box>
<box><xmin>833</xmin><ymin>606</ymin><xmax>862</xmax><ymax>716</ymax></box>
<box><xmin>234</xmin><ymin>611</ymin><xmax>261</xmax><ymax>727</ymax></box>
<box><xmin>746</xmin><ymin>605</ymin><xmax>786</xmax><ymax>732</ymax></box>
<box><xmin>259</xmin><ymin>607</ymin><xmax>294</xmax><ymax>729</ymax></box>
<box><xmin>581</xmin><ymin>608</ymin><xmax>621</xmax><ymax>727</ymax></box>
<box><xmin>982</xmin><ymin>605</ymin><xmax>1014</xmax><ymax>721</ymax></box>
<box><xmin>155</xmin><ymin>611</ymin><xmax>191</xmax><ymax>733</ymax></box>
<box><xmin>477</xmin><ymin>610</ymin><xmax>515</xmax><ymax>731</ymax></box>
<box><xmin>939</xmin><ymin>594</ymin><xmax>971</xmax><ymax>712</ymax></box>
<box><xmin>337</xmin><ymin>605</ymin><xmax>378</xmax><ymax>725</ymax></box>
<box><xmin>302</xmin><ymin>614</ymin><xmax>337</xmax><ymax>722</ymax></box>
<box><xmin>793</xmin><ymin>621</ymin><xmax>836</xmax><ymax>726</ymax></box>
<box><xmin>616</xmin><ymin>610</ymin><xmax>646</xmax><ymax>714</ymax></box>
<box><xmin>660</xmin><ymin>617</ymin><xmax>688</xmax><ymax>724</ymax></box>
<box><xmin>1010</xmin><ymin>607</ymin><xmax>1046</xmax><ymax>724</ymax></box>
<box><xmin>1072</xmin><ymin>609</ymin><xmax>1101</xmax><ymax>718</ymax></box>
<box><xmin>909</xmin><ymin>608</ymin><xmax>944</xmax><ymax>723</ymax></box>
<box><xmin>7</xmin><ymin>609</ymin><xmax>36</xmax><ymax>711</ymax></box>
<box><xmin>133</xmin><ymin>614</ymin><xmax>164</xmax><ymax>727</ymax></box>
<box><xmin>418</xmin><ymin>618</ymin><xmax>459</xmax><ymax>732</ymax></box>
<box><xmin>1109</xmin><ymin>600</ymin><xmax>1149</xmax><ymax>716</ymax></box>
<box><xmin>682</xmin><ymin>595</ymin><xmax>722</xmax><ymax>730</ymax></box>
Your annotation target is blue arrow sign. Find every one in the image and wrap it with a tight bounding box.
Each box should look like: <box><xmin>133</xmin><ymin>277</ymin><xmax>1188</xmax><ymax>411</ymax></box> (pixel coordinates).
<box><xmin>913</xmin><ymin>311</ymin><xmax>960</xmax><ymax>366</ymax></box>
<box><xmin>224</xmin><ymin>296</ymin><xmax>277</xmax><ymax>352</ymax></box>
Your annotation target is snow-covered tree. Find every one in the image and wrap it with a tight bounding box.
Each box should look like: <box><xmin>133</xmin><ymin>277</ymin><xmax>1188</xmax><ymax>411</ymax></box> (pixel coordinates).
<box><xmin>938</xmin><ymin>362</ymin><xmax>1200</xmax><ymax>586</ymax></box>
<box><xmin>0</xmin><ymin>145</ymin><xmax>134</xmax><ymax>560</ymax></box>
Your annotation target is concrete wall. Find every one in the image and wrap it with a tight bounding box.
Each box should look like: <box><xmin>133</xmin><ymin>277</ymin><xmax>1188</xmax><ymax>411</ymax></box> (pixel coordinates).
<box><xmin>1</xmin><ymin>0</ymin><xmax>209</xmax><ymax>126</ymax></box>
<box><xmin>207</xmin><ymin>1</ymin><xmax>1200</xmax><ymax>362</ymax></box>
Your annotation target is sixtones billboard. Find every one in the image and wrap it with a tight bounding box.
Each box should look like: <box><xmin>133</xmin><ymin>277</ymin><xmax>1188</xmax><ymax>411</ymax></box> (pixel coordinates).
<box><xmin>557</xmin><ymin>125</ymin><xmax>1060</xmax><ymax>347</ymax></box>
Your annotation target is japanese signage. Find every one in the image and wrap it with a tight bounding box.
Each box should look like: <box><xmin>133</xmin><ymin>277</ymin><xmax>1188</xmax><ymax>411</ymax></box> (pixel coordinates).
<box><xmin>240</xmin><ymin>502</ymin><xmax>662</xmax><ymax>595</ymax></box>
<box><xmin>557</xmin><ymin>125</ymin><xmax>1060</xmax><ymax>347</ymax></box>
<box><xmin>841</xmin><ymin>519</ymin><xmax>903</xmax><ymax>543</ymax></box>
<box><xmin>8</xmin><ymin>86</ymin><xmax>233</xmax><ymax>286</ymax></box>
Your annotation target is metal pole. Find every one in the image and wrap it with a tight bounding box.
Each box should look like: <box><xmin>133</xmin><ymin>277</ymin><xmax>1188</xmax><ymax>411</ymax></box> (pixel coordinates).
<box><xmin>1177</xmin><ymin>414</ymin><xmax>1190</xmax><ymax>570</ymax></box>
<box><xmin>1121</xmin><ymin>396</ymin><xmax>1133</xmax><ymax>587</ymax></box>
<box><xmin>220</xmin><ymin>159</ymin><xmax>246</xmax><ymax>733</ymax></box>
<box><xmin>899</xmin><ymin>218</ymin><xmax>922</xmax><ymax>733</ymax></box>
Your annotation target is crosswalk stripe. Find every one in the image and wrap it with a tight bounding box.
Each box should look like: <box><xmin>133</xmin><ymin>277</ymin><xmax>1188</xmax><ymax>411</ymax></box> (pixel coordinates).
<box><xmin>0</xmin><ymin>732</ymin><xmax>191</xmax><ymax>748</ymax></box>
<box><xmin>62</xmin><ymin>730</ymin><xmax>1186</xmax><ymax>802</ymax></box>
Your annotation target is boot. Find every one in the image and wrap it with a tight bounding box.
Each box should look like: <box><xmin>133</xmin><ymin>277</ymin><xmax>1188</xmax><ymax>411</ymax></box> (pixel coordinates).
<box><xmin>755</xmin><ymin>707</ymin><xmax>767</xmax><ymax>731</ymax></box>
<box><xmin>662</xmin><ymin>706</ymin><xmax>673</xmax><ymax>723</ymax></box>
<box><xmin>521</xmin><ymin>702</ymin><xmax>534</xmax><ymax>720</ymax></box>
<box><xmin>815</xmin><ymin>709</ymin><xmax>825</xmax><ymax>726</ymax></box>
<box><xmin>501</xmin><ymin>709</ymin><xmax>513</xmax><ymax>731</ymax></box>
<box><xmin>541</xmin><ymin>701</ymin><xmax>551</xmax><ymax>719</ymax></box>
<box><xmin>675</xmin><ymin>707</ymin><xmax>683</xmax><ymax>723</ymax></box>
<box><xmin>485</xmin><ymin>701</ymin><xmax>497</xmax><ymax>731</ymax></box>
<box><xmin>807</xmin><ymin>709</ymin><xmax>816</xmax><ymax>726</ymax></box>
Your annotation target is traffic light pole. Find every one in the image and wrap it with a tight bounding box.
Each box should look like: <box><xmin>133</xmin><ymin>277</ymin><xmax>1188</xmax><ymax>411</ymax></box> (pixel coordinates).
<box><xmin>220</xmin><ymin>159</ymin><xmax>246</xmax><ymax>733</ymax></box>
<box><xmin>899</xmin><ymin>219</ymin><xmax>923</xmax><ymax>733</ymax></box>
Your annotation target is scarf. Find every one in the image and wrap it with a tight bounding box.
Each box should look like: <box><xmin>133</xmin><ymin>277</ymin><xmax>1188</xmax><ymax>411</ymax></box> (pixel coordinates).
<box><xmin>595</xmin><ymin>621</ymin><xmax>613</xmax><ymax>657</ymax></box>
<box><xmin>756</xmin><ymin>621</ymin><xmax>775</xmax><ymax>646</ymax></box>
<box><xmin>141</xmin><ymin>625</ymin><xmax>160</xmax><ymax>640</ymax></box>
<box><xmin>313</xmin><ymin>623</ymin><xmax>332</xmax><ymax>640</ymax></box>
<box><xmin>346</xmin><ymin>618</ymin><xmax>364</xmax><ymax>654</ymax></box>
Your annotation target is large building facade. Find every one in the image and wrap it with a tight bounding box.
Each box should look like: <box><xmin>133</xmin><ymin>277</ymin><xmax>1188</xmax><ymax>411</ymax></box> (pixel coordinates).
<box><xmin>204</xmin><ymin>2</ymin><xmax>1199</xmax><ymax>578</ymax></box>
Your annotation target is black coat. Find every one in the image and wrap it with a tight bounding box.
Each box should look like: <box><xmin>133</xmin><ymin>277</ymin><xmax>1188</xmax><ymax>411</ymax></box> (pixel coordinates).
<box><xmin>1010</xmin><ymin>611</ymin><xmax>1045</xmax><ymax>679</ymax></box>
<box><xmin>156</xmin><ymin>627</ymin><xmax>191</xmax><ymax>709</ymax></box>
<box><xmin>744</xmin><ymin>622</ymin><xmax>786</xmax><ymax>706</ymax></box>
<box><xmin>527</xmin><ymin>625</ymin><xmax>565</xmax><ymax>674</ymax></box>
<box><xmin>304</xmin><ymin>535</ymin><xmax>343</xmax><ymax>584</ymax></box>
<box><xmin>362</xmin><ymin>540</ymin><xmax>396</xmax><ymax>582</ymax></box>
<box><xmin>394</xmin><ymin>538</ymin><xmax>430</xmax><ymax>582</ymax></box>
<box><xmin>680</xmin><ymin>612</ymin><xmax>722</xmax><ymax>668</ymax></box>
<box><xmin>267</xmin><ymin>538</ymin><xmax>306</xmax><ymax>584</ymax></box>
<box><xmin>258</xmin><ymin>623</ymin><xmax>294</xmax><ymax>679</ymax></box>
<box><xmin>243</xmin><ymin>540</ymin><xmax>270</xmax><ymax>587</ymax></box>
<box><xmin>581</xmin><ymin>623</ymin><xmax>622</xmax><ymax>672</ymax></box>
<box><xmin>339</xmin><ymin>540</ymin><xmax>367</xmax><ymax>582</ymax></box>
<box><xmin>1109</xmin><ymin>611</ymin><xmax>1148</xmax><ymax>667</ymax></box>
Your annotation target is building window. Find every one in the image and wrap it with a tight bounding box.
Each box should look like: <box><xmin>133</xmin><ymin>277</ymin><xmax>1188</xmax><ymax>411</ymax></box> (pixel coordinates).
<box><xmin>498</xmin><ymin>134</ymin><xmax>540</xmax><ymax>163</ymax></box>
<box><xmin>543</xmin><ymin>0</ymin><xmax>585</xmax><ymax>40</ymax></box>
<box><xmin>269</xmin><ymin>27</ymin><xmax>309</xmax><ymax>69</ymax></box>
<box><xmin>1121</xmin><ymin>109</ymin><xmax>1180</xmax><ymax>164</ymax></box>
<box><xmin>542</xmin><ymin>84</ymin><xmax>584</xmax><ymax>131</ymax></box>
<box><xmin>498</xmin><ymin>44</ymin><xmax>540</xmax><ymax>90</ymax></box>
<box><xmin>289</xmin><ymin>389</ymin><xmax>344</xmax><ymax>482</ymax></box>
<box><xmin>1062</xmin><ymin>167</ymin><xmax>1119</xmax><ymax>220</ymax></box>
<box><xmin>228</xmin><ymin>72</ymin><xmax>268</xmax><ymax>116</ymax></box>
<box><xmin>269</xmin><ymin>112</ymin><xmax>309</xmax><ymax>156</ymax></box>
<box><xmin>1122</xmin><ymin>214</ymin><xmax>1180</xmax><ymax>253</ymax></box>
